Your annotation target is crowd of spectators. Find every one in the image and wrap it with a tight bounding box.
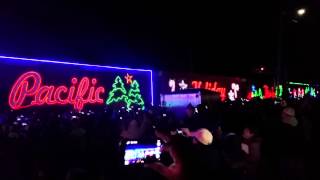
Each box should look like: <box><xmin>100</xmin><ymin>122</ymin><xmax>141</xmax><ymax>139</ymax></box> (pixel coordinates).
<box><xmin>0</xmin><ymin>96</ymin><xmax>316</xmax><ymax>180</ymax></box>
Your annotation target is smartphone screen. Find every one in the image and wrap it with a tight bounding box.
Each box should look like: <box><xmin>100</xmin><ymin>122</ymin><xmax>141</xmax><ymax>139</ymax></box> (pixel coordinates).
<box><xmin>124</xmin><ymin>140</ymin><xmax>161</xmax><ymax>165</ymax></box>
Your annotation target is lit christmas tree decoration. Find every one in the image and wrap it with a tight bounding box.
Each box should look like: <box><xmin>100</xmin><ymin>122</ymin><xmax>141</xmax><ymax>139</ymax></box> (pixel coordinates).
<box><xmin>106</xmin><ymin>76</ymin><xmax>128</xmax><ymax>105</ymax></box>
<box><xmin>127</xmin><ymin>80</ymin><xmax>145</xmax><ymax>110</ymax></box>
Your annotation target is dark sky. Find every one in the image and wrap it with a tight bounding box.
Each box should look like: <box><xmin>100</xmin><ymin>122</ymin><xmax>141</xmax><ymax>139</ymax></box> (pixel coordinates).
<box><xmin>0</xmin><ymin>0</ymin><xmax>319</xmax><ymax>81</ymax></box>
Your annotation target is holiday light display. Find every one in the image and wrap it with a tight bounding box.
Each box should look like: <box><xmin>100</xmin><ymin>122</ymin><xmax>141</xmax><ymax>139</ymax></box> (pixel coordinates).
<box><xmin>127</xmin><ymin>80</ymin><xmax>145</xmax><ymax>110</ymax></box>
<box><xmin>247</xmin><ymin>85</ymin><xmax>263</xmax><ymax>100</ymax></box>
<box><xmin>166</xmin><ymin>75</ymin><xmax>239</xmax><ymax>101</ymax></box>
<box><xmin>228</xmin><ymin>83</ymin><xmax>240</xmax><ymax>101</ymax></box>
<box><xmin>288</xmin><ymin>86</ymin><xmax>317</xmax><ymax>98</ymax></box>
<box><xmin>228</xmin><ymin>91</ymin><xmax>235</xmax><ymax>101</ymax></box>
<box><xmin>9</xmin><ymin>71</ymin><xmax>105</xmax><ymax>111</ymax></box>
<box><xmin>0</xmin><ymin>55</ymin><xmax>153</xmax><ymax>111</ymax></box>
<box><xmin>263</xmin><ymin>85</ymin><xmax>276</xmax><ymax>99</ymax></box>
<box><xmin>169</xmin><ymin>79</ymin><xmax>176</xmax><ymax>92</ymax></box>
<box><xmin>275</xmin><ymin>85</ymin><xmax>283</xmax><ymax>98</ymax></box>
<box><xmin>178</xmin><ymin>80</ymin><xmax>188</xmax><ymax>90</ymax></box>
<box><xmin>247</xmin><ymin>85</ymin><xmax>282</xmax><ymax>100</ymax></box>
<box><xmin>289</xmin><ymin>82</ymin><xmax>309</xmax><ymax>86</ymax></box>
<box><xmin>310</xmin><ymin>88</ymin><xmax>317</xmax><ymax>97</ymax></box>
<box><xmin>124</xmin><ymin>73</ymin><xmax>133</xmax><ymax>84</ymax></box>
<box><xmin>287</xmin><ymin>81</ymin><xmax>319</xmax><ymax>99</ymax></box>
<box><xmin>168</xmin><ymin>79</ymin><xmax>188</xmax><ymax>92</ymax></box>
<box><xmin>106</xmin><ymin>76</ymin><xmax>145</xmax><ymax>110</ymax></box>
<box><xmin>191</xmin><ymin>81</ymin><xmax>226</xmax><ymax>101</ymax></box>
<box><xmin>106</xmin><ymin>76</ymin><xmax>128</xmax><ymax>106</ymax></box>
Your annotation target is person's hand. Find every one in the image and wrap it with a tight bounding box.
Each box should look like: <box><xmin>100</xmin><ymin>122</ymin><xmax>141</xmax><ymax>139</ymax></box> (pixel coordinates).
<box><xmin>155</xmin><ymin>130</ymin><xmax>170</xmax><ymax>143</ymax></box>
<box><xmin>181</xmin><ymin>128</ymin><xmax>191</xmax><ymax>137</ymax></box>
<box><xmin>160</xmin><ymin>143</ymin><xmax>170</xmax><ymax>152</ymax></box>
<box><xmin>145</xmin><ymin>162</ymin><xmax>172</xmax><ymax>178</ymax></box>
<box><xmin>241</xmin><ymin>143</ymin><xmax>250</xmax><ymax>154</ymax></box>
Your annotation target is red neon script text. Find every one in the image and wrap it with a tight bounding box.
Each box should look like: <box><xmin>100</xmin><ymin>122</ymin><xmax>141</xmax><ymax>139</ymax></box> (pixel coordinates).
<box><xmin>9</xmin><ymin>71</ymin><xmax>105</xmax><ymax>111</ymax></box>
<box><xmin>191</xmin><ymin>81</ymin><xmax>226</xmax><ymax>101</ymax></box>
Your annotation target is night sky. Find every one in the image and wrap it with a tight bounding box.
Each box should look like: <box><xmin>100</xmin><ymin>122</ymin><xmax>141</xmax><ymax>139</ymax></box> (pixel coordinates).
<box><xmin>0</xmin><ymin>0</ymin><xmax>319</xmax><ymax>81</ymax></box>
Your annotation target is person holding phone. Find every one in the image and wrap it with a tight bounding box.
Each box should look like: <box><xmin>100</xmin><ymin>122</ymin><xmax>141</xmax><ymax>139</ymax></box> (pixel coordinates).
<box><xmin>146</xmin><ymin>128</ymin><xmax>197</xmax><ymax>180</ymax></box>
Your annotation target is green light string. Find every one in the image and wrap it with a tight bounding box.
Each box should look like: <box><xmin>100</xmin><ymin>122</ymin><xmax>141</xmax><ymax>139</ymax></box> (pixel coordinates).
<box><xmin>310</xmin><ymin>88</ymin><xmax>316</xmax><ymax>97</ymax></box>
<box><xmin>106</xmin><ymin>76</ymin><xmax>128</xmax><ymax>105</ymax></box>
<box><xmin>275</xmin><ymin>85</ymin><xmax>283</xmax><ymax>98</ymax></box>
<box><xmin>127</xmin><ymin>80</ymin><xmax>145</xmax><ymax>110</ymax></box>
<box><xmin>252</xmin><ymin>88</ymin><xmax>263</xmax><ymax>99</ymax></box>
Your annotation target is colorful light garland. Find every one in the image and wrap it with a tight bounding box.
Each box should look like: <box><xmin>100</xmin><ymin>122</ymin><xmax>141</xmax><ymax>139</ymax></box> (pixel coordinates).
<box><xmin>247</xmin><ymin>85</ymin><xmax>282</xmax><ymax>100</ymax></box>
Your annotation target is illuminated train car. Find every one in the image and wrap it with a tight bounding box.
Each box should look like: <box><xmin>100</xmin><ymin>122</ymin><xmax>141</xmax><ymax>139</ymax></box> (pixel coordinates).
<box><xmin>0</xmin><ymin>55</ymin><xmax>153</xmax><ymax>114</ymax></box>
<box><xmin>160</xmin><ymin>89</ymin><xmax>220</xmax><ymax>108</ymax></box>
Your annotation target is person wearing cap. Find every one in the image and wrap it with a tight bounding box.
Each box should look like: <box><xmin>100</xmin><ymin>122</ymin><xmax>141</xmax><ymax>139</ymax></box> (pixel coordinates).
<box><xmin>181</xmin><ymin>128</ymin><xmax>213</xmax><ymax>145</ymax></box>
<box><xmin>181</xmin><ymin>128</ymin><xmax>223</xmax><ymax>179</ymax></box>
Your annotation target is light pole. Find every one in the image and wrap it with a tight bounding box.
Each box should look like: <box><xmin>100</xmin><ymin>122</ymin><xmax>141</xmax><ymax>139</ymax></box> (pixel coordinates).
<box><xmin>275</xmin><ymin>7</ymin><xmax>306</xmax><ymax>95</ymax></box>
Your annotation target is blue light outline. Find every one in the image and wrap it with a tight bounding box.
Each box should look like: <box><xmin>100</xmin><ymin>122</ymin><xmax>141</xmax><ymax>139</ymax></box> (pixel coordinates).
<box><xmin>0</xmin><ymin>55</ymin><xmax>154</xmax><ymax>105</ymax></box>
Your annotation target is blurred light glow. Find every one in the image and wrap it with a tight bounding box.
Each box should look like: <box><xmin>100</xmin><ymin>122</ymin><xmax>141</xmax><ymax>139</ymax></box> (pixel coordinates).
<box><xmin>179</xmin><ymin>80</ymin><xmax>188</xmax><ymax>90</ymax></box>
<box><xmin>297</xmin><ymin>8</ymin><xmax>306</xmax><ymax>16</ymax></box>
<box><xmin>169</xmin><ymin>79</ymin><xmax>176</xmax><ymax>92</ymax></box>
<box><xmin>289</xmin><ymin>82</ymin><xmax>309</xmax><ymax>86</ymax></box>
